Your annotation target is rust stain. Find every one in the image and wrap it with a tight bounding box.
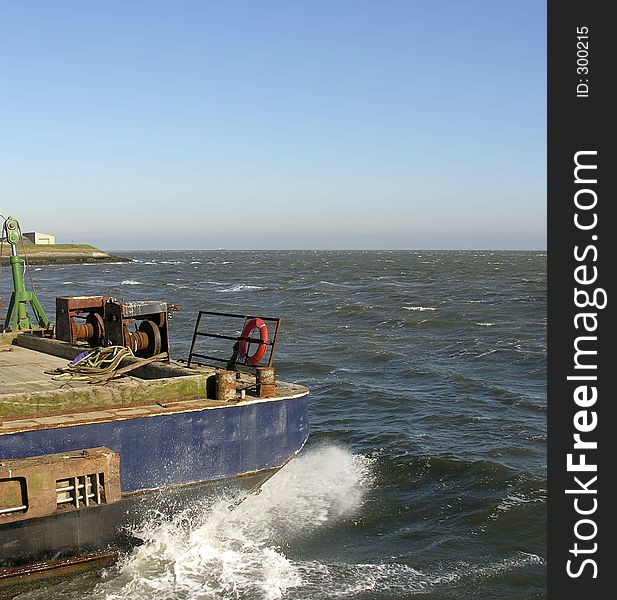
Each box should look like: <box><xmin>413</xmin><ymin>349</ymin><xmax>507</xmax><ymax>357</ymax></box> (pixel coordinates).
<box><xmin>0</xmin><ymin>550</ymin><xmax>120</xmax><ymax>585</ymax></box>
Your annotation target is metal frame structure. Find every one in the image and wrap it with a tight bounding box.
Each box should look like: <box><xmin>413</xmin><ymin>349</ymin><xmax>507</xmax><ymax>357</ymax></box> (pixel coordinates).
<box><xmin>1</xmin><ymin>216</ymin><xmax>49</xmax><ymax>332</ymax></box>
<box><xmin>187</xmin><ymin>310</ymin><xmax>282</xmax><ymax>369</ymax></box>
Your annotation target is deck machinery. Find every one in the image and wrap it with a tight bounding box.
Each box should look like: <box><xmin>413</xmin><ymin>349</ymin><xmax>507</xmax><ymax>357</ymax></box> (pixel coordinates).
<box><xmin>55</xmin><ymin>297</ymin><xmax>171</xmax><ymax>359</ymax></box>
<box><xmin>1</xmin><ymin>215</ymin><xmax>50</xmax><ymax>332</ymax></box>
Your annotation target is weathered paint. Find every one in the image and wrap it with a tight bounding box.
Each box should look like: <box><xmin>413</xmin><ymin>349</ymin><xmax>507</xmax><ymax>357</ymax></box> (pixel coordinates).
<box><xmin>0</xmin><ymin>373</ymin><xmax>211</xmax><ymax>418</ymax></box>
<box><xmin>0</xmin><ymin>551</ymin><xmax>120</xmax><ymax>589</ymax></box>
<box><xmin>0</xmin><ymin>448</ymin><xmax>121</xmax><ymax>524</ymax></box>
<box><xmin>0</xmin><ymin>468</ymin><xmax>275</xmax><ymax>571</ymax></box>
<box><xmin>0</xmin><ymin>332</ymin><xmax>310</xmax><ymax>580</ymax></box>
<box><xmin>0</xmin><ymin>395</ymin><xmax>309</xmax><ymax>493</ymax></box>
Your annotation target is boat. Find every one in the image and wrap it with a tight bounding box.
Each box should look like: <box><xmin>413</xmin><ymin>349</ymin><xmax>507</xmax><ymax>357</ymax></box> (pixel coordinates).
<box><xmin>0</xmin><ymin>216</ymin><xmax>309</xmax><ymax>585</ymax></box>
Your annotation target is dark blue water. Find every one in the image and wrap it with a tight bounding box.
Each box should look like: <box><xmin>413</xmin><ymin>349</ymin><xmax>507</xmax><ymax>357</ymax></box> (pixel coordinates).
<box><xmin>3</xmin><ymin>250</ymin><xmax>546</xmax><ymax>599</ymax></box>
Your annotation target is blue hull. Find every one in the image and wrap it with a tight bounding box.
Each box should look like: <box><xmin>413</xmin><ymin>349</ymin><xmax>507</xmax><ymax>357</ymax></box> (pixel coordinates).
<box><xmin>0</xmin><ymin>395</ymin><xmax>309</xmax><ymax>493</ymax></box>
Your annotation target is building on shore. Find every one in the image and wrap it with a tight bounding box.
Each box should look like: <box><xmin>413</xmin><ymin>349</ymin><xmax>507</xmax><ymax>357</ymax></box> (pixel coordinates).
<box><xmin>23</xmin><ymin>231</ymin><xmax>55</xmax><ymax>245</ymax></box>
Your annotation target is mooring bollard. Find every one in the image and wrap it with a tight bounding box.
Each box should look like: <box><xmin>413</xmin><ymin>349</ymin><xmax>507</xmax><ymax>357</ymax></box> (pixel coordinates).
<box><xmin>216</xmin><ymin>370</ymin><xmax>237</xmax><ymax>402</ymax></box>
<box><xmin>256</xmin><ymin>367</ymin><xmax>276</xmax><ymax>398</ymax></box>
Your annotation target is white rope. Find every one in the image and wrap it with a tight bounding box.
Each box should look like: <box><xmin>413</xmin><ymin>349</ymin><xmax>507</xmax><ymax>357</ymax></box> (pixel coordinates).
<box><xmin>47</xmin><ymin>346</ymin><xmax>134</xmax><ymax>381</ymax></box>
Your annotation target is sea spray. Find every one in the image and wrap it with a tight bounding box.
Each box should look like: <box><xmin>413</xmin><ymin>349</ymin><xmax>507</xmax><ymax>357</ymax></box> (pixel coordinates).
<box><xmin>34</xmin><ymin>446</ymin><xmax>373</xmax><ymax>600</ymax></box>
<box><xmin>8</xmin><ymin>250</ymin><xmax>547</xmax><ymax>600</ymax></box>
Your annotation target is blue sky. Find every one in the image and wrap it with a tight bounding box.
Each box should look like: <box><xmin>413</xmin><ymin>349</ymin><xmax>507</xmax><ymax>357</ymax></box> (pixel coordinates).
<box><xmin>0</xmin><ymin>1</ymin><xmax>546</xmax><ymax>250</ymax></box>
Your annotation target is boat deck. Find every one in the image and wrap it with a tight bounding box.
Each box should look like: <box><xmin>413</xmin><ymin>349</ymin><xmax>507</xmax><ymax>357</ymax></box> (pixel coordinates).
<box><xmin>0</xmin><ymin>334</ymin><xmax>308</xmax><ymax>433</ymax></box>
<box><xmin>0</xmin><ymin>345</ymin><xmax>91</xmax><ymax>395</ymax></box>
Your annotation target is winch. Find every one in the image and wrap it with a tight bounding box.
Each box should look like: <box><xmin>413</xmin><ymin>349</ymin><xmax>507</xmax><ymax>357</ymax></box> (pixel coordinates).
<box><xmin>104</xmin><ymin>299</ymin><xmax>170</xmax><ymax>358</ymax></box>
<box><xmin>55</xmin><ymin>296</ymin><xmax>107</xmax><ymax>346</ymax></box>
<box><xmin>55</xmin><ymin>297</ymin><xmax>172</xmax><ymax>359</ymax></box>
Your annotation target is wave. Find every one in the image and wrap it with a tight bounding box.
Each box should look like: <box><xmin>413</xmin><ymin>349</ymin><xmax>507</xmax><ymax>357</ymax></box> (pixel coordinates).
<box><xmin>495</xmin><ymin>490</ymin><xmax>546</xmax><ymax>513</ymax></box>
<box><xmin>53</xmin><ymin>446</ymin><xmax>373</xmax><ymax>600</ymax></box>
<box><xmin>217</xmin><ymin>284</ymin><xmax>265</xmax><ymax>293</ymax></box>
<box><xmin>292</xmin><ymin>552</ymin><xmax>544</xmax><ymax>597</ymax></box>
<box><xmin>12</xmin><ymin>250</ymin><xmax>546</xmax><ymax>600</ymax></box>
<box><xmin>121</xmin><ymin>280</ymin><xmax>143</xmax><ymax>285</ymax></box>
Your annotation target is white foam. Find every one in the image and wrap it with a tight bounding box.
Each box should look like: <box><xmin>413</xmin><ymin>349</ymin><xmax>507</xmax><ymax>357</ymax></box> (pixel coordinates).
<box><xmin>495</xmin><ymin>490</ymin><xmax>546</xmax><ymax>512</ymax></box>
<box><xmin>403</xmin><ymin>306</ymin><xmax>436</xmax><ymax>311</ymax></box>
<box><xmin>217</xmin><ymin>284</ymin><xmax>264</xmax><ymax>293</ymax></box>
<box><xmin>86</xmin><ymin>446</ymin><xmax>372</xmax><ymax>599</ymax></box>
<box><xmin>121</xmin><ymin>280</ymin><xmax>143</xmax><ymax>285</ymax></box>
<box><xmin>318</xmin><ymin>280</ymin><xmax>344</xmax><ymax>286</ymax></box>
<box><xmin>287</xmin><ymin>552</ymin><xmax>544</xmax><ymax>597</ymax></box>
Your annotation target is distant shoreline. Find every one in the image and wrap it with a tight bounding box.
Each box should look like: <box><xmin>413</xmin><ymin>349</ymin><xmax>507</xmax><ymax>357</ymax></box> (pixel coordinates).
<box><xmin>0</xmin><ymin>243</ymin><xmax>131</xmax><ymax>266</ymax></box>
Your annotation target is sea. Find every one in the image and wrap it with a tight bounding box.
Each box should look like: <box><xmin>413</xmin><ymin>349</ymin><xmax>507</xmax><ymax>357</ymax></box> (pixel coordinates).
<box><xmin>2</xmin><ymin>250</ymin><xmax>546</xmax><ymax>600</ymax></box>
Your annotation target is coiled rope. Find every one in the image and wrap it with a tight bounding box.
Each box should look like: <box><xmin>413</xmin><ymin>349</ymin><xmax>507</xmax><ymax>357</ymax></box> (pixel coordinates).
<box><xmin>47</xmin><ymin>346</ymin><xmax>134</xmax><ymax>381</ymax></box>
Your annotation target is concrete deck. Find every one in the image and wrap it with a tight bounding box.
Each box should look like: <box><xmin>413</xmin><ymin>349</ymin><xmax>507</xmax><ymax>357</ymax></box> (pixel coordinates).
<box><xmin>0</xmin><ymin>345</ymin><xmax>90</xmax><ymax>396</ymax></box>
<box><xmin>0</xmin><ymin>335</ymin><xmax>309</xmax><ymax>430</ymax></box>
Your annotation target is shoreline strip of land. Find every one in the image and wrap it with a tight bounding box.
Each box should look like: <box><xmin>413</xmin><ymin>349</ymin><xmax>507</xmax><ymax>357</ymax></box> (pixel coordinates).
<box><xmin>0</xmin><ymin>243</ymin><xmax>131</xmax><ymax>266</ymax></box>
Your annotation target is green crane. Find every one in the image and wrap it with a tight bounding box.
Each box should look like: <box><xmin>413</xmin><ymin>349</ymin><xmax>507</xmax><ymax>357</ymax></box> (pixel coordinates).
<box><xmin>1</xmin><ymin>215</ymin><xmax>50</xmax><ymax>331</ymax></box>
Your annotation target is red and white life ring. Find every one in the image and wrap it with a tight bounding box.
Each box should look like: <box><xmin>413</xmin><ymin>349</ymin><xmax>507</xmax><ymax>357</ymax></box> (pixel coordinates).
<box><xmin>239</xmin><ymin>318</ymin><xmax>269</xmax><ymax>366</ymax></box>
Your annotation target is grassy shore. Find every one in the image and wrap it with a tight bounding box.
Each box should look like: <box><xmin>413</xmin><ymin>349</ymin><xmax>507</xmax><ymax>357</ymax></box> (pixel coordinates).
<box><xmin>0</xmin><ymin>243</ymin><xmax>130</xmax><ymax>265</ymax></box>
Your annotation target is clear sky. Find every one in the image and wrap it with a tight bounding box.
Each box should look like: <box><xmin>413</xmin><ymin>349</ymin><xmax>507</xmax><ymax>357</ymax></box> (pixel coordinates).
<box><xmin>0</xmin><ymin>1</ymin><xmax>546</xmax><ymax>250</ymax></box>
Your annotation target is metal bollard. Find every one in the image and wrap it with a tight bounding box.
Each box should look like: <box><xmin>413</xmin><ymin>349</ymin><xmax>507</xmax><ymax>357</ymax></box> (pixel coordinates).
<box><xmin>216</xmin><ymin>370</ymin><xmax>237</xmax><ymax>402</ymax></box>
<box><xmin>256</xmin><ymin>367</ymin><xmax>276</xmax><ymax>398</ymax></box>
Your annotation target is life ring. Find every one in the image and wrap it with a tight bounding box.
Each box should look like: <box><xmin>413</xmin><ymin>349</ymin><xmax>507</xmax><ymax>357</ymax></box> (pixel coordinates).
<box><xmin>239</xmin><ymin>318</ymin><xmax>269</xmax><ymax>366</ymax></box>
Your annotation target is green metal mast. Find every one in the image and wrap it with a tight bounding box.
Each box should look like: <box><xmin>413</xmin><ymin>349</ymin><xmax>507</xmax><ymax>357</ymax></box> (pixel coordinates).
<box><xmin>2</xmin><ymin>215</ymin><xmax>50</xmax><ymax>331</ymax></box>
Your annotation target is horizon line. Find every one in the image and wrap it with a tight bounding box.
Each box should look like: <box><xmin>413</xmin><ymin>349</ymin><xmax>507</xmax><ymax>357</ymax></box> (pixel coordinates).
<box><xmin>104</xmin><ymin>247</ymin><xmax>547</xmax><ymax>253</ymax></box>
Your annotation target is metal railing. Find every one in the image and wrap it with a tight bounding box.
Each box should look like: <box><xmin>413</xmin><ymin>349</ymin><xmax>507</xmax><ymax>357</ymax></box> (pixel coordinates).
<box><xmin>187</xmin><ymin>310</ymin><xmax>281</xmax><ymax>369</ymax></box>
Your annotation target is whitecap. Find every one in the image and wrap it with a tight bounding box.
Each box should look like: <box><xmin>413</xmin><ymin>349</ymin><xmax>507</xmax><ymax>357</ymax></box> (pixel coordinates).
<box><xmin>121</xmin><ymin>280</ymin><xmax>143</xmax><ymax>285</ymax></box>
<box><xmin>217</xmin><ymin>284</ymin><xmax>265</xmax><ymax>293</ymax></box>
<box><xmin>495</xmin><ymin>491</ymin><xmax>546</xmax><ymax>512</ymax></box>
<box><xmin>403</xmin><ymin>306</ymin><xmax>436</xmax><ymax>311</ymax></box>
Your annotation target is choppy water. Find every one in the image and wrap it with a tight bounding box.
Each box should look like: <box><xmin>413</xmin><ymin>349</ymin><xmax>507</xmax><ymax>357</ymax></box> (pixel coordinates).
<box><xmin>2</xmin><ymin>250</ymin><xmax>546</xmax><ymax>599</ymax></box>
